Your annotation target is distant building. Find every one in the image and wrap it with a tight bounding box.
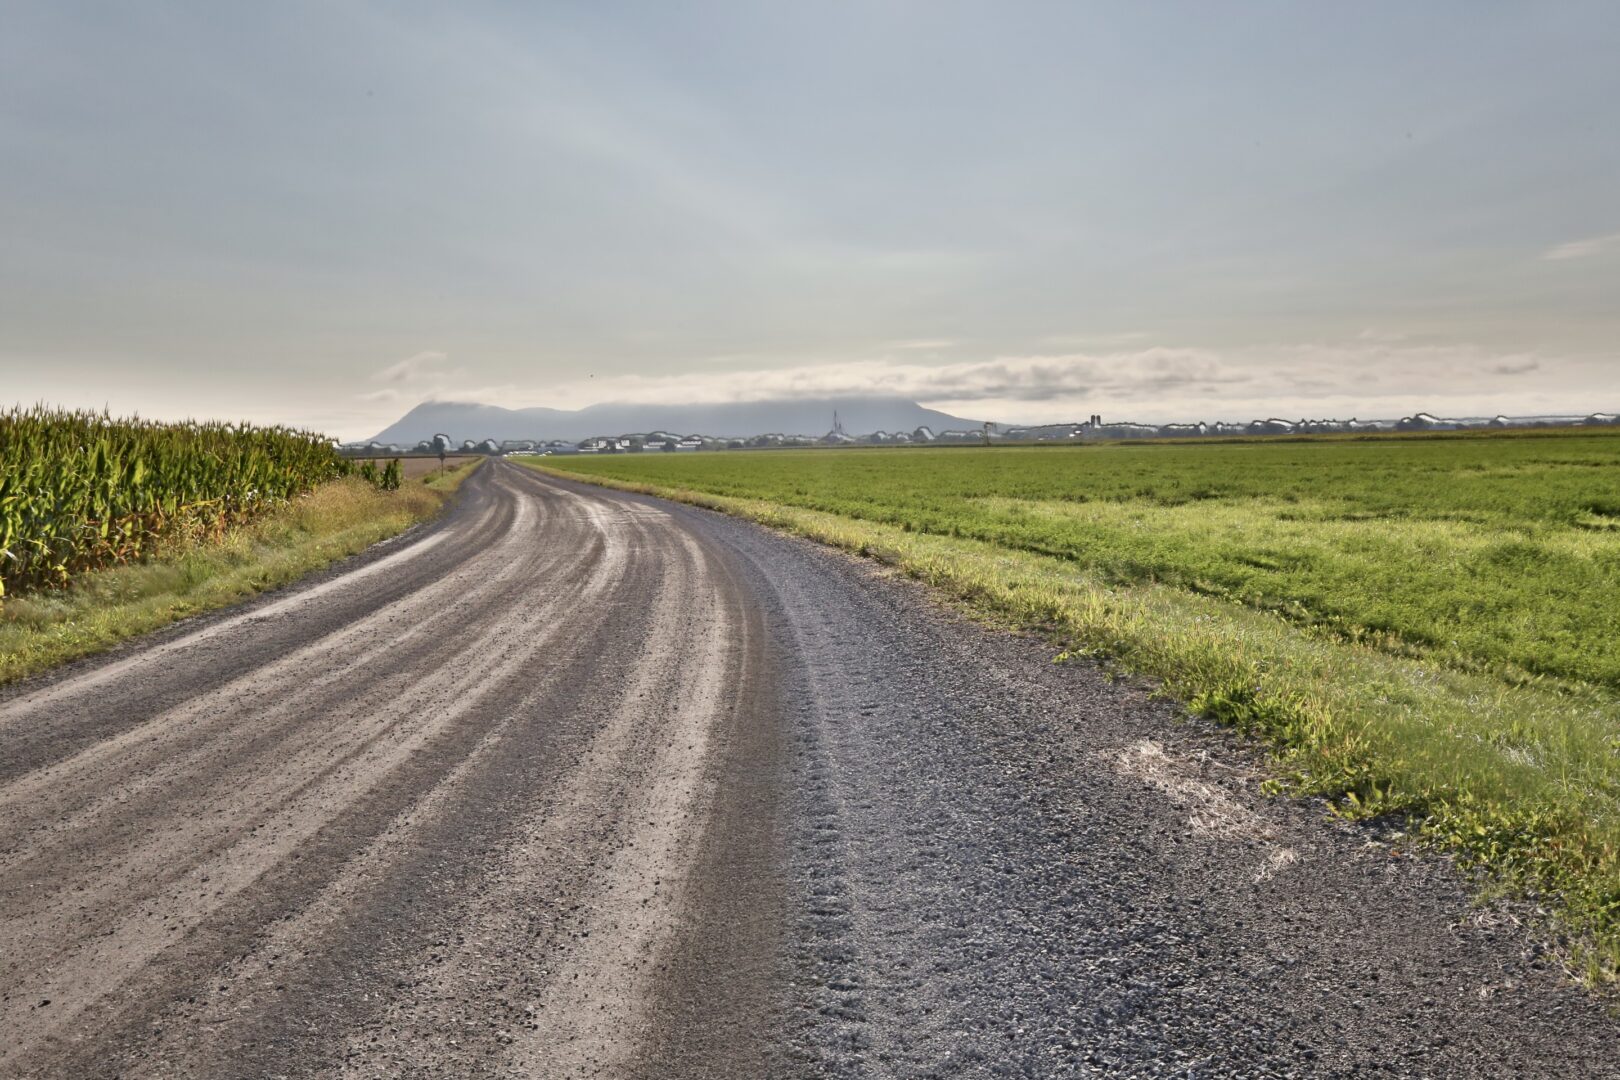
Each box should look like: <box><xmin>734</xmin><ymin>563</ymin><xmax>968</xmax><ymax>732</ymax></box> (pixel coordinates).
<box><xmin>1246</xmin><ymin>418</ymin><xmax>1295</xmax><ymax>436</ymax></box>
<box><xmin>1397</xmin><ymin>412</ymin><xmax>1462</xmax><ymax>432</ymax></box>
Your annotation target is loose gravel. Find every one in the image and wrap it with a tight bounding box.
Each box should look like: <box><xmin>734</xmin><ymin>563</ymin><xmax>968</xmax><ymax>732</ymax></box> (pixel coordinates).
<box><xmin>0</xmin><ymin>463</ymin><xmax>1614</xmax><ymax>1078</ymax></box>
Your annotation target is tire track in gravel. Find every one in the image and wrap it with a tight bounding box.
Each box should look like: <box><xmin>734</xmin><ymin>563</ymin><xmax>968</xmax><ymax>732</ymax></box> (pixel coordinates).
<box><xmin>0</xmin><ymin>463</ymin><xmax>784</xmax><ymax>1078</ymax></box>
<box><xmin>0</xmin><ymin>497</ymin><xmax>621</xmax><ymax>1056</ymax></box>
<box><xmin>0</xmin><ymin>494</ymin><xmax>574</xmax><ymax>886</ymax></box>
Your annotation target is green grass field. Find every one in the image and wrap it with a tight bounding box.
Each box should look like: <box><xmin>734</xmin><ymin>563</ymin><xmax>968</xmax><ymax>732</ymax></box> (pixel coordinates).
<box><xmin>531</xmin><ymin>430</ymin><xmax>1620</xmax><ymax>976</ymax></box>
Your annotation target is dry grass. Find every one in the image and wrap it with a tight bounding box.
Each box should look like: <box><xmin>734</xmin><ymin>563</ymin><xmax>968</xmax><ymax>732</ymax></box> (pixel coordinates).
<box><xmin>349</xmin><ymin>455</ymin><xmax>483</xmax><ymax>481</ymax></box>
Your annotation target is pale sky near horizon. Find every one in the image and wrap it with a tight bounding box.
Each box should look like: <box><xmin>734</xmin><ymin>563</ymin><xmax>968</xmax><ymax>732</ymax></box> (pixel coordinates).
<box><xmin>2</xmin><ymin>2</ymin><xmax>1618</xmax><ymax>439</ymax></box>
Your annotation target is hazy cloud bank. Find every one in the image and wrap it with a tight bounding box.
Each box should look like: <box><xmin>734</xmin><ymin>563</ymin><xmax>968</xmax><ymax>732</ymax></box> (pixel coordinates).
<box><xmin>498</xmin><ymin>340</ymin><xmax>1599</xmax><ymax>425</ymax></box>
<box><xmin>1542</xmin><ymin>232</ymin><xmax>1620</xmax><ymax>261</ymax></box>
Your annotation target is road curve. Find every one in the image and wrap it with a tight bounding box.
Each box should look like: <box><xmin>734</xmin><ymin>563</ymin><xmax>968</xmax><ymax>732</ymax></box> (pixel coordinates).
<box><xmin>1</xmin><ymin>460</ymin><xmax>1615</xmax><ymax>1078</ymax></box>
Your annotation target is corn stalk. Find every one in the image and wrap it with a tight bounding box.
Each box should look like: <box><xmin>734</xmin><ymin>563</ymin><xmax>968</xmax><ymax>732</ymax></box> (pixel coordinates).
<box><xmin>0</xmin><ymin>407</ymin><xmax>355</xmax><ymax>600</ymax></box>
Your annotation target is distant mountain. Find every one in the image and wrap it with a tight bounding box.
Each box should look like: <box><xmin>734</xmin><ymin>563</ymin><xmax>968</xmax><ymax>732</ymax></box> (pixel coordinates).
<box><xmin>370</xmin><ymin>397</ymin><xmax>984</xmax><ymax>443</ymax></box>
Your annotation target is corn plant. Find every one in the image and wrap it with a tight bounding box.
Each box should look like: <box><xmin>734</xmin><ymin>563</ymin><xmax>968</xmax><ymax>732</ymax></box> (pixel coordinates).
<box><xmin>0</xmin><ymin>406</ymin><xmax>352</xmax><ymax>599</ymax></box>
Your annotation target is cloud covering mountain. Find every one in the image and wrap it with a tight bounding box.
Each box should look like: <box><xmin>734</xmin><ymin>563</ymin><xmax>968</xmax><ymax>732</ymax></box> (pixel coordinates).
<box><xmin>370</xmin><ymin>397</ymin><xmax>982</xmax><ymax>443</ymax></box>
<box><xmin>355</xmin><ymin>340</ymin><xmax>1617</xmax><ymax>442</ymax></box>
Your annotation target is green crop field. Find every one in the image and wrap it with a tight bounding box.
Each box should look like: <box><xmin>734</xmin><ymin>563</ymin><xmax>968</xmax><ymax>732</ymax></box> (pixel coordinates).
<box><xmin>0</xmin><ymin>407</ymin><xmax>469</xmax><ymax>685</ymax></box>
<box><xmin>531</xmin><ymin>429</ymin><xmax>1620</xmax><ymax>975</ymax></box>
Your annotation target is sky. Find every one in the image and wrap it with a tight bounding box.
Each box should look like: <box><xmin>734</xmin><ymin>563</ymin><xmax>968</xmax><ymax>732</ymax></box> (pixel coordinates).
<box><xmin>2</xmin><ymin>1</ymin><xmax>1618</xmax><ymax>439</ymax></box>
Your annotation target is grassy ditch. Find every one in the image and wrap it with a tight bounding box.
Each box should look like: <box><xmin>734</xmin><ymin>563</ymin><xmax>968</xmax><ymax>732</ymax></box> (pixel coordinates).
<box><xmin>0</xmin><ymin>460</ymin><xmax>480</xmax><ymax>687</ymax></box>
<box><xmin>523</xmin><ymin>446</ymin><xmax>1620</xmax><ymax>980</ymax></box>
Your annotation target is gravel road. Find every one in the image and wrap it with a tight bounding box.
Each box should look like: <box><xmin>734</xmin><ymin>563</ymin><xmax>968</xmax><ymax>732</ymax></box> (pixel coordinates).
<box><xmin>1</xmin><ymin>461</ymin><xmax>1614</xmax><ymax>1078</ymax></box>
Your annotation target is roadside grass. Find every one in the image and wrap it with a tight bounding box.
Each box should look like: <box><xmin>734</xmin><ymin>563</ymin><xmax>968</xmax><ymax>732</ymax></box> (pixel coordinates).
<box><xmin>0</xmin><ymin>460</ymin><xmax>480</xmax><ymax>687</ymax></box>
<box><xmin>346</xmin><ymin>454</ymin><xmax>483</xmax><ymax>481</ymax></box>
<box><xmin>535</xmin><ymin>436</ymin><xmax>1620</xmax><ymax>691</ymax></box>
<box><xmin>522</xmin><ymin>443</ymin><xmax>1620</xmax><ymax>980</ymax></box>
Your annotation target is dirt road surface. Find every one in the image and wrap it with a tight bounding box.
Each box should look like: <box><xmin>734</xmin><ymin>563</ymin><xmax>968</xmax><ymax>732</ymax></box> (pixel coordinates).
<box><xmin>2</xmin><ymin>462</ymin><xmax>1615</xmax><ymax>1078</ymax></box>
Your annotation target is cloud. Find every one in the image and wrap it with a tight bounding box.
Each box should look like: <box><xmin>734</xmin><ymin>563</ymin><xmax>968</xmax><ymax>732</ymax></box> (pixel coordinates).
<box><xmin>360</xmin><ymin>350</ymin><xmax>502</xmax><ymax>408</ymax></box>
<box><xmin>496</xmin><ymin>338</ymin><xmax>1605</xmax><ymax>425</ymax></box>
<box><xmin>1540</xmin><ymin>232</ymin><xmax>1620</xmax><ymax>261</ymax></box>
<box><xmin>347</xmin><ymin>339</ymin><xmax>1611</xmax><ymax>435</ymax></box>
<box><xmin>427</xmin><ymin>382</ymin><xmax>522</xmax><ymax>404</ymax></box>
<box><xmin>533</xmin><ymin>348</ymin><xmax>1245</xmax><ymax>409</ymax></box>
<box><xmin>1038</xmin><ymin>331</ymin><xmax>1152</xmax><ymax>347</ymax></box>
<box><xmin>890</xmin><ymin>339</ymin><xmax>955</xmax><ymax>350</ymax></box>
<box><xmin>373</xmin><ymin>351</ymin><xmax>451</xmax><ymax>384</ymax></box>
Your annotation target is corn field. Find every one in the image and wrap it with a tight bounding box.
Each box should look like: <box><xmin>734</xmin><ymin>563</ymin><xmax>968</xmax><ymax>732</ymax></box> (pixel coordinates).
<box><xmin>0</xmin><ymin>406</ymin><xmax>376</xmax><ymax>600</ymax></box>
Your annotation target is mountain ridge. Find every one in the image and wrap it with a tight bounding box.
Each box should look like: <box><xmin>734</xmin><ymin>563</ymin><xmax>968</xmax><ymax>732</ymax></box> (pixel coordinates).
<box><xmin>370</xmin><ymin>397</ymin><xmax>985</xmax><ymax>443</ymax></box>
